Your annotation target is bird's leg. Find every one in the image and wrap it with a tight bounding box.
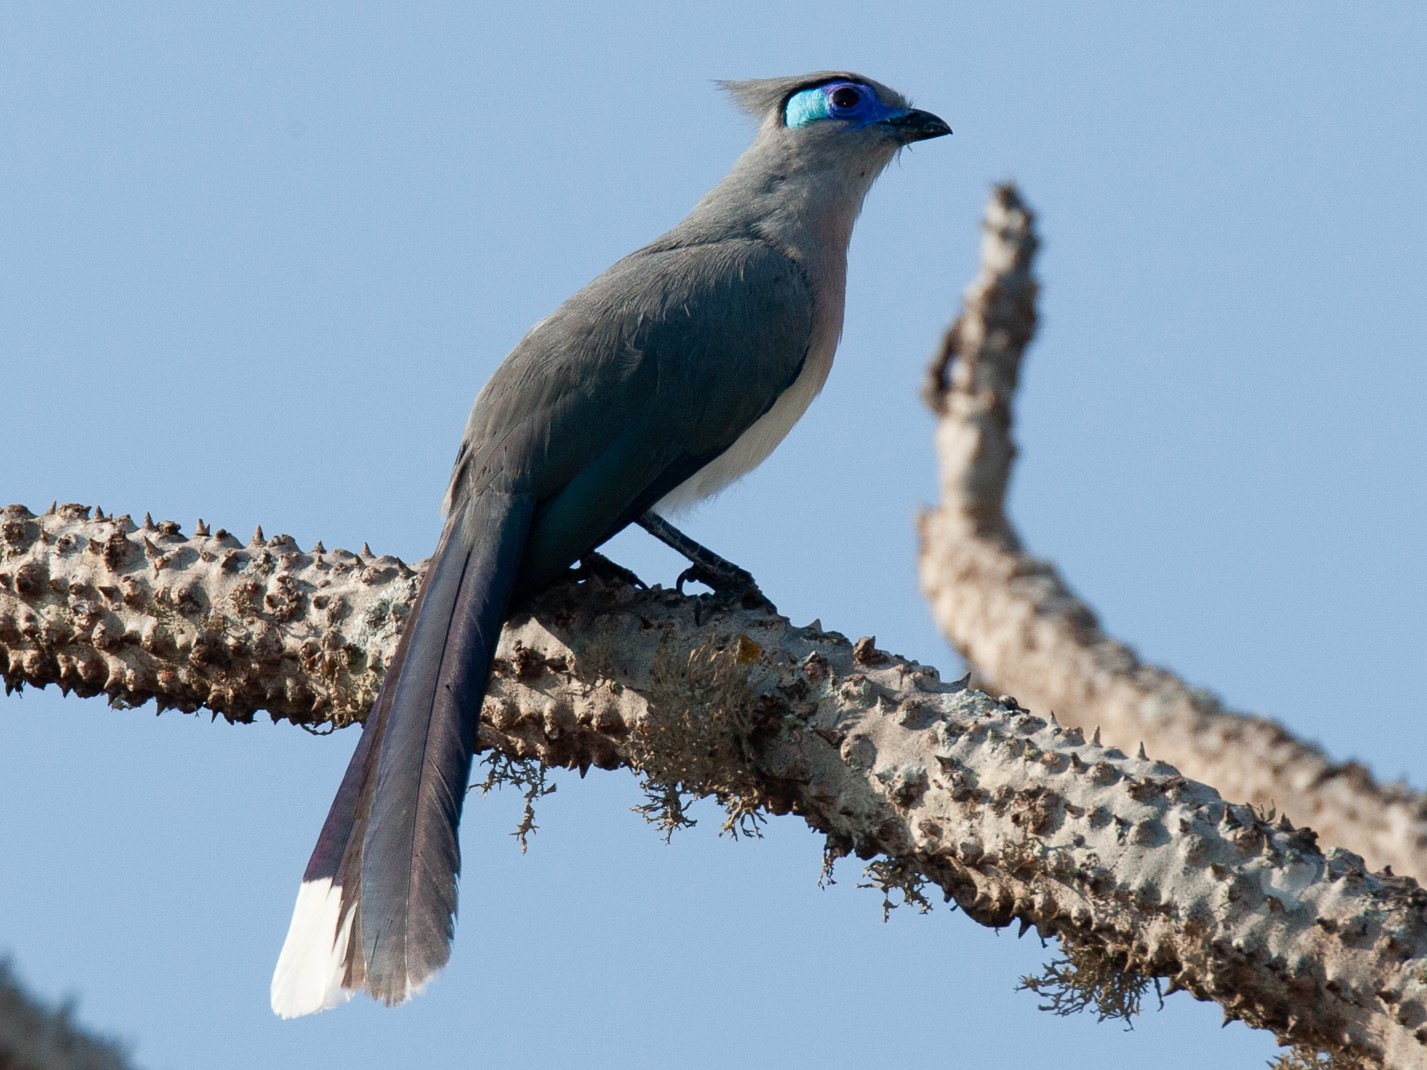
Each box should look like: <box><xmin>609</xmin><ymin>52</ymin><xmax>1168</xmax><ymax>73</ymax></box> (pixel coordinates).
<box><xmin>575</xmin><ymin>551</ymin><xmax>647</xmax><ymax>590</ymax></box>
<box><xmin>635</xmin><ymin>512</ymin><xmax>774</xmax><ymax>611</ymax></box>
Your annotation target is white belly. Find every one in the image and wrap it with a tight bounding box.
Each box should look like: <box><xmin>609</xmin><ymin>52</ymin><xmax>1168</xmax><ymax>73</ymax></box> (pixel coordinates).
<box><xmin>654</xmin><ymin>336</ymin><xmax>836</xmax><ymax>515</ymax></box>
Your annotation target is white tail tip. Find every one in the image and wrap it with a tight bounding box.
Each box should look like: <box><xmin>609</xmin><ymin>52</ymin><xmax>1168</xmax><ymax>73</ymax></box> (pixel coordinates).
<box><xmin>270</xmin><ymin>878</ymin><xmax>357</xmax><ymax>1018</ymax></box>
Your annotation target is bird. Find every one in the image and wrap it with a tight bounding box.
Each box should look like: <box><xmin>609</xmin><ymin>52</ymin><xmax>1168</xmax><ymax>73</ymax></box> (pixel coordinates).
<box><xmin>270</xmin><ymin>71</ymin><xmax>950</xmax><ymax>1018</ymax></box>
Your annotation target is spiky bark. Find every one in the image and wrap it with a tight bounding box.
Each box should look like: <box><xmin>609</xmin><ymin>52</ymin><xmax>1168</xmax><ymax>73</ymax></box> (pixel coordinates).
<box><xmin>3</xmin><ymin>501</ymin><xmax>1426</xmax><ymax>1066</ymax></box>
<box><xmin>918</xmin><ymin>184</ymin><xmax>1427</xmax><ymax>888</ymax></box>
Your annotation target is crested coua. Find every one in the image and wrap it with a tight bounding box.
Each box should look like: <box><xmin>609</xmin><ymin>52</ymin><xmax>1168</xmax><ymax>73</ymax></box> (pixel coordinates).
<box><xmin>271</xmin><ymin>72</ymin><xmax>950</xmax><ymax>1017</ymax></box>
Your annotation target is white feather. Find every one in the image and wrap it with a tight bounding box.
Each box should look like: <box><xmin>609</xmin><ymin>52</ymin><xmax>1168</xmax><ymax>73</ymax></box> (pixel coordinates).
<box><xmin>657</xmin><ymin>332</ymin><xmax>837</xmax><ymax>514</ymax></box>
<box><xmin>270</xmin><ymin>878</ymin><xmax>357</xmax><ymax>1018</ymax></box>
<box><xmin>656</xmin><ymin>158</ymin><xmax>870</xmax><ymax>516</ymax></box>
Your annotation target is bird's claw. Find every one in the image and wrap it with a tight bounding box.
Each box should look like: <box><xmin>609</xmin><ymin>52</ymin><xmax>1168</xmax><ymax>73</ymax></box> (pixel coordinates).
<box><xmin>576</xmin><ymin>552</ymin><xmax>647</xmax><ymax>590</ymax></box>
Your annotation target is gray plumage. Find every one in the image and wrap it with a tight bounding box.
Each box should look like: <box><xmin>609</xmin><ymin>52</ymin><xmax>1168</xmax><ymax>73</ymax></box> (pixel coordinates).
<box><xmin>271</xmin><ymin>71</ymin><xmax>949</xmax><ymax>1017</ymax></box>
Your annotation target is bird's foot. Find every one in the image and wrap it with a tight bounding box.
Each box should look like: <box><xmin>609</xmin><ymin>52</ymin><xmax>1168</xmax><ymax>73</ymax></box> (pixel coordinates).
<box><xmin>676</xmin><ymin>561</ymin><xmax>775</xmax><ymax>614</ymax></box>
<box><xmin>635</xmin><ymin>511</ymin><xmax>776</xmax><ymax>613</ymax></box>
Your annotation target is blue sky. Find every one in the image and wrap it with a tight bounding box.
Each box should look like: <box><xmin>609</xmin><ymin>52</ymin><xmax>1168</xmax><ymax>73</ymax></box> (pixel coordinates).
<box><xmin>2</xmin><ymin>4</ymin><xmax>1423</xmax><ymax>1068</ymax></box>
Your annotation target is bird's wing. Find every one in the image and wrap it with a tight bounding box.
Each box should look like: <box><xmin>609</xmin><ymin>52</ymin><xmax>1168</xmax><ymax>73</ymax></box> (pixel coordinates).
<box><xmin>448</xmin><ymin>236</ymin><xmax>816</xmax><ymax>595</ymax></box>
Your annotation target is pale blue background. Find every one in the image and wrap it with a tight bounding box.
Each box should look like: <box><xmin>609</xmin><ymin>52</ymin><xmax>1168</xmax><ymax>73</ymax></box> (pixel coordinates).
<box><xmin>2</xmin><ymin>4</ymin><xmax>1424</xmax><ymax>1068</ymax></box>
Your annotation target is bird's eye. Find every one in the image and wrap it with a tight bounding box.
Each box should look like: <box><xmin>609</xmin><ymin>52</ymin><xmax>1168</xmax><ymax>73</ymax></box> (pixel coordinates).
<box><xmin>829</xmin><ymin>86</ymin><xmax>862</xmax><ymax>111</ymax></box>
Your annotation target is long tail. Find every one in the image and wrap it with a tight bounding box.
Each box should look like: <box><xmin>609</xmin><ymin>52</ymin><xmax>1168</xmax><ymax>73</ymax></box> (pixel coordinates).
<box><xmin>270</xmin><ymin>490</ymin><xmax>533</xmax><ymax>1017</ymax></box>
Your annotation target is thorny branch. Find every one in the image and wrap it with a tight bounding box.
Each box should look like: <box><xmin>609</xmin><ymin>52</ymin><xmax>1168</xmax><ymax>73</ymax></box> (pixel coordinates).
<box><xmin>0</xmin><ymin>960</ymin><xmax>134</xmax><ymax>1070</ymax></box>
<box><xmin>918</xmin><ymin>184</ymin><xmax>1427</xmax><ymax>890</ymax></box>
<box><xmin>2</xmin><ymin>500</ymin><xmax>1426</xmax><ymax>1066</ymax></box>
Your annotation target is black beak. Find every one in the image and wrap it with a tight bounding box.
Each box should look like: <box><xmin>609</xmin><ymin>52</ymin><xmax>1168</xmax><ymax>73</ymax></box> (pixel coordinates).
<box><xmin>885</xmin><ymin>108</ymin><xmax>952</xmax><ymax>144</ymax></box>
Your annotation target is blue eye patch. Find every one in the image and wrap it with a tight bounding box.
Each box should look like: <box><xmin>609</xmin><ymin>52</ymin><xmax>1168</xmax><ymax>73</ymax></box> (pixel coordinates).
<box><xmin>784</xmin><ymin>81</ymin><xmax>907</xmax><ymax>129</ymax></box>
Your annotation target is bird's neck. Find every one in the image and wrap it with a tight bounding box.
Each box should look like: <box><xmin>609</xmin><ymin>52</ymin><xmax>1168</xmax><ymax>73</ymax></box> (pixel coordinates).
<box><xmin>678</xmin><ymin>140</ymin><xmax>887</xmax><ymax>292</ymax></box>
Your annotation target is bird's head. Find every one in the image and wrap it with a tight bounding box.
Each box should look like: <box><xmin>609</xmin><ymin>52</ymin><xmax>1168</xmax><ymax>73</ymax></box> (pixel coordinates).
<box><xmin>679</xmin><ymin>73</ymin><xmax>949</xmax><ymax>249</ymax></box>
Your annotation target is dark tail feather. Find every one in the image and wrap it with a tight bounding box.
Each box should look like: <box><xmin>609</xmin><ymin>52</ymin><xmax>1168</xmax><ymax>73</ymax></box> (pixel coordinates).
<box><xmin>271</xmin><ymin>490</ymin><xmax>532</xmax><ymax>1016</ymax></box>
